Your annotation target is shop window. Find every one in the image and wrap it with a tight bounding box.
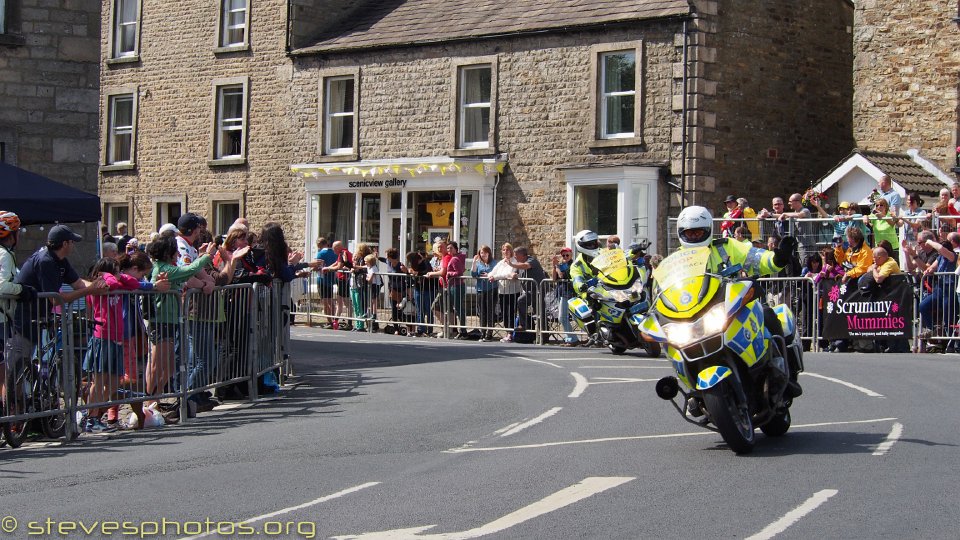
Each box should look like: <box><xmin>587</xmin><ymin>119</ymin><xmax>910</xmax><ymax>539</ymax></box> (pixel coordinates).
<box><xmin>106</xmin><ymin>92</ymin><xmax>136</xmax><ymax>165</ymax></box>
<box><xmin>211</xmin><ymin>78</ymin><xmax>248</xmax><ymax>164</ymax></box>
<box><xmin>213</xmin><ymin>200</ymin><xmax>240</xmax><ymax>235</ymax></box>
<box><xmin>313</xmin><ymin>193</ymin><xmax>356</xmax><ymax>245</ymax></box>
<box><xmin>323</xmin><ymin>76</ymin><xmax>356</xmax><ymax>155</ymax></box>
<box><xmin>218</xmin><ymin>0</ymin><xmax>249</xmax><ymax>49</ymax></box>
<box><xmin>458</xmin><ymin>65</ymin><xmax>491</xmax><ymax>149</ymax></box>
<box><xmin>111</xmin><ymin>0</ymin><xmax>140</xmax><ymax>59</ymax></box>
<box><xmin>458</xmin><ymin>191</ymin><xmax>479</xmax><ymax>258</ymax></box>
<box><xmin>360</xmin><ymin>193</ymin><xmax>380</xmax><ymax>248</ymax></box>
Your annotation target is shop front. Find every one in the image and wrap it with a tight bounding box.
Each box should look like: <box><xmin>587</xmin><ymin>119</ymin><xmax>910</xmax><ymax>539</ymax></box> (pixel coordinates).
<box><xmin>293</xmin><ymin>157</ymin><xmax>504</xmax><ymax>262</ymax></box>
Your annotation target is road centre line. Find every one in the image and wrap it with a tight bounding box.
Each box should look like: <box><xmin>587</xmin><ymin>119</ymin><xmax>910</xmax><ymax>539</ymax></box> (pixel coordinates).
<box><xmin>745</xmin><ymin>489</ymin><xmax>839</xmax><ymax>540</ymax></box>
<box><xmin>499</xmin><ymin>407</ymin><xmax>564</xmax><ymax>437</ymax></box>
<box><xmin>872</xmin><ymin>422</ymin><xmax>903</xmax><ymax>456</ymax></box>
<box><xmin>801</xmin><ymin>372</ymin><xmax>885</xmax><ymax>398</ymax></box>
<box><xmin>581</xmin><ymin>366</ymin><xmax>673</xmax><ymax>369</ymax></box>
<box><xmin>568</xmin><ymin>372</ymin><xmax>589</xmax><ymax>398</ymax></box>
<box><xmin>332</xmin><ymin>477</ymin><xmax>634</xmax><ymax>540</ymax></box>
<box><xmin>443</xmin><ymin>418</ymin><xmax>898</xmax><ymax>453</ymax></box>
<box><xmin>178</xmin><ymin>482</ymin><xmax>380</xmax><ymax>540</ymax></box>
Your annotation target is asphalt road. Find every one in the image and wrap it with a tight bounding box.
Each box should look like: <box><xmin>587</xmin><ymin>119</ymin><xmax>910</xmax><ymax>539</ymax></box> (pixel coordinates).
<box><xmin>1</xmin><ymin>328</ymin><xmax>958</xmax><ymax>540</ymax></box>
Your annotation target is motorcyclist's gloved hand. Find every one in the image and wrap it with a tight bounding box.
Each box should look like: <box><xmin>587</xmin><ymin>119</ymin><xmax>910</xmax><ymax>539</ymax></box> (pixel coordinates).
<box><xmin>773</xmin><ymin>236</ymin><xmax>799</xmax><ymax>267</ymax></box>
<box><xmin>17</xmin><ymin>284</ymin><xmax>37</xmax><ymax>303</ymax></box>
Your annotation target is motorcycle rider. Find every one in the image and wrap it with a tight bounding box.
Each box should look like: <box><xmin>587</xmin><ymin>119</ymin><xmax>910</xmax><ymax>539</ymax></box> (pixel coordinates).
<box><xmin>673</xmin><ymin>205</ymin><xmax>802</xmax><ymax>396</ymax></box>
<box><xmin>568</xmin><ymin>230</ymin><xmax>602</xmax><ymax>337</ymax></box>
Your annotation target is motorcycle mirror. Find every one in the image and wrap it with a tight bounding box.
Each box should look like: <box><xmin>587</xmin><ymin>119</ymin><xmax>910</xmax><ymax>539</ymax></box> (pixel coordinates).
<box><xmin>655</xmin><ymin>376</ymin><xmax>680</xmax><ymax>400</ymax></box>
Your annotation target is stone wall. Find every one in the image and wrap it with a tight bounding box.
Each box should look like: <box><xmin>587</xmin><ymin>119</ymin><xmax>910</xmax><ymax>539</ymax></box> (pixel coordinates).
<box><xmin>99</xmin><ymin>0</ymin><xmax>304</xmax><ymax>244</ymax></box>
<box><xmin>291</xmin><ymin>24</ymin><xmax>683</xmax><ymax>255</ymax></box>
<box><xmin>0</xmin><ymin>0</ymin><xmax>101</xmax><ymax>266</ymax></box>
<box><xmin>684</xmin><ymin>0</ymin><xmax>855</xmax><ymax>214</ymax></box>
<box><xmin>853</xmin><ymin>0</ymin><xmax>960</xmax><ymax>173</ymax></box>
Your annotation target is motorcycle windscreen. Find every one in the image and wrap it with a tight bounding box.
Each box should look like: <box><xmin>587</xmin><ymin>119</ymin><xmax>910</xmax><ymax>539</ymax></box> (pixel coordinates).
<box><xmin>652</xmin><ymin>247</ymin><xmax>719</xmax><ymax>319</ymax></box>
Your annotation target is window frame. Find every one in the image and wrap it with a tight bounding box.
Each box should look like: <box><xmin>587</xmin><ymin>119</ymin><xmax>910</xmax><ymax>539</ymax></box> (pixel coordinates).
<box><xmin>589</xmin><ymin>41</ymin><xmax>643</xmax><ymax>148</ymax></box>
<box><xmin>0</xmin><ymin>0</ymin><xmax>24</xmax><ymax>46</ymax></box>
<box><xmin>457</xmin><ymin>65</ymin><xmax>492</xmax><ymax>150</ymax></box>
<box><xmin>106</xmin><ymin>0</ymin><xmax>142</xmax><ymax>63</ymax></box>
<box><xmin>209</xmin><ymin>76</ymin><xmax>249</xmax><ymax>166</ymax></box>
<box><xmin>100</xmin><ymin>86</ymin><xmax>139</xmax><ymax>171</ymax></box>
<box><xmin>215</xmin><ymin>0</ymin><xmax>250</xmax><ymax>53</ymax></box>
<box><xmin>209</xmin><ymin>193</ymin><xmax>245</xmax><ymax>236</ymax></box>
<box><xmin>317</xmin><ymin>68</ymin><xmax>360</xmax><ymax>162</ymax></box>
<box><xmin>154</xmin><ymin>195</ymin><xmax>187</xmax><ymax>231</ymax></box>
<box><xmin>450</xmin><ymin>56</ymin><xmax>498</xmax><ymax>157</ymax></box>
<box><xmin>102</xmin><ymin>201</ymin><xmax>132</xmax><ymax>237</ymax></box>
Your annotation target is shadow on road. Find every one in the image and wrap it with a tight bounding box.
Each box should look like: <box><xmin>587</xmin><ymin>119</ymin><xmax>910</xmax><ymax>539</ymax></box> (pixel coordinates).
<box><xmin>706</xmin><ymin>430</ymin><xmax>956</xmax><ymax>456</ymax></box>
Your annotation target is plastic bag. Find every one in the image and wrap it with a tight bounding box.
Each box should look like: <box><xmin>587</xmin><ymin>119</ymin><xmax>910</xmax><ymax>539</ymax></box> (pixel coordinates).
<box><xmin>142</xmin><ymin>403</ymin><xmax>165</xmax><ymax>428</ymax></box>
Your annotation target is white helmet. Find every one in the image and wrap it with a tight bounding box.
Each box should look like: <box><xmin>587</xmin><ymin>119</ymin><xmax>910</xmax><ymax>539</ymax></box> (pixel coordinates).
<box><xmin>574</xmin><ymin>230</ymin><xmax>601</xmax><ymax>259</ymax></box>
<box><xmin>677</xmin><ymin>206</ymin><xmax>713</xmax><ymax>248</ymax></box>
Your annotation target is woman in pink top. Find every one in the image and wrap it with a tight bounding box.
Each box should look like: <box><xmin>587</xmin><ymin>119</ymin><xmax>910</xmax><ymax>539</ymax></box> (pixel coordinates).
<box><xmin>82</xmin><ymin>257</ymin><xmax>142</xmax><ymax>433</ymax></box>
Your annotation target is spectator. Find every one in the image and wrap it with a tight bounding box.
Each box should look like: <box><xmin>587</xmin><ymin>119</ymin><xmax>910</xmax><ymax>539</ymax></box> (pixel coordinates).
<box><xmin>933</xmin><ymin>188</ymin><xmax>959</xmax><ymax>226</ymax></box>
<box><xmin>898</xmin><ymin>193</ymin><xmax>928</xmax><ymax>264</ymax></box>
<box><xmin>102</xmin><ymin>242</ymin><xmax>119</xmax><ymax>261</ymax></box>
<box><xmin>115</xmin><ymin>222</ymin><xmax>132</xmax><ymax>252</ymax></box>
<box><xmin>859</xmin><ymin>246</ymin><xmax>900</xmax><ymax>295</ymax></box>
<box><xmin>834</xmin><ymin>226</ymin><xmax>873</xmax><ymax>285</ymax></box>
<box><xmin>471</xmin><ymin>245</ymin><xmax>498</xmax><ymax>342</ymax></box>
<box><xmin>917</xmin><ymin>235</ymin><xmax>957</xmax><ymax>340</ymax></box>
<box><xmin>606</xmin><ymin>235</ymin><xmax>621</xmax><ymax>249</ymax></box>
<box><xmin>551</xmin><ymin>247</ymin><xmax>579</xmax><ymax>346</ymax></box>
<box><xmin>758</xmin><ymin>197</ymin><xmax>788</xmax><ymax>238</ymax></box>
<box><xmin>818</xmin><ymin>248</ymin><xmax>845</xmax><ymax>283</ymax></box>
<box><xmin>876</xmin><ymin>174</ymin><xmax>902</xmax><ymax>216</ymax></box>
<box><xmin>863</xmin><ymin>199</ymin><xmax>899</xmax><ymax>262</ymax></box>
<box><xmin>383</xmin><ymin>248</ymin><xmax>411</xmax><ymax>334</ymax></box>
<box><xmin>406</xmin><ymin>251</ymin><xmax>433</xmax><ymax>336</ymax></box>
<box><xmin>145</xmin><ymin>235</ymin><xmax>215</xmax><ymax>422</ymax></box>
<box><xmin>83</xmin><ymin>257</ymin><xmax>143</xmax><ymax>433</ymax></box>
<box><xmin>100</xmin><ymin>224</ymin><xmax>113</xmax><ymax>247</ymax></box>
<box><xmin>799</xmin><ymin>252</ymin><xmax>823</xmax><ymax>351</ymax></box>
<box><xmin>426</xmin><ymin>241</ymin><xmax>466</xmax><ymax>338</ymax></box>
<box><xmin>315</xmin><ymin>237</ymin><xmax>338</xmax><ymax>328</ymax></box>
<box><xmin>259</xmin><ymin>222</ymin><xmax>309</xmax><ymax>283</ymax></box>
<box><xmin>510</xmin><ymin>246</ymin><xmax>547</xmax><ymax>340</ymax></box>
<box><xmin>738</xmin><ymin>197</ymin><xmax>760</xmax><ymax>240</ymax></box>
<box><xmin>0</xmin><ymin>211</ymin><xmax>27</xmax><ymax>411</ymax></box>
<box><xmin>351</xmin><ymin>243</ymin><xmax>373</xmax><ymax>330</ymax></box>
<box><xmin>326</xmin><ymin>241</ymin><xmax>354</xmax><ymax>329</ymax></box>
<box><xmin>720</xmin><ymin>195</ymin><xmax>741</xmax><ymax>238</ymax></box>
<box><xmin>781</xmin><ymin>193</ymin><xmax>814</xmax><ymax>259</ymax></box>
<box><xmin>492</xmin><ymin>243</ymin><xmax>521</xmax><ymax>342</ymax></box>
<box><xmin>732</xmin><ymin>226</ymin><xmax>750</xmax><ymax>243</ymax></box>
<box><xmin>903</xmin><ymin>230</ymin><xmax>939</xmax><ymax>277</ymax></box>
<box><xmin>363</xmin><ymin>253</ymin><xmax>382</xmax><ymax>328</ymax></box>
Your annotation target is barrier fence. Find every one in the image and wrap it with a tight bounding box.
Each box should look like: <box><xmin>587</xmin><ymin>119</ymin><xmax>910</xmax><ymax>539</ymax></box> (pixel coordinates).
<box><xmin>0</xmin><ymin>280</ymin><xmax>290</xmax><ymax>444</ymax></box>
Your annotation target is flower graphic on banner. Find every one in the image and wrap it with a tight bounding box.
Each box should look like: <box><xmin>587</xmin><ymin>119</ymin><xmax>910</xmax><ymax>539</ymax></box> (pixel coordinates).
<box><xmin>891</xmin><ymin>302</ymin><xmax>899</xmax><ymax>314</ymax></box>
<box><xmin>839</xmin><ymin>283</ymin><xmax>847</xmax><ymax>296</ymax></box>
<box><xmin>826</xmin><ymin>302</ymin><xmax>834</xmax><ymax>314</ymax></box>
<box><xmin>828</xmin><ymin>285</ymin><xmax>840</xmax><ymax>303</ymax></box>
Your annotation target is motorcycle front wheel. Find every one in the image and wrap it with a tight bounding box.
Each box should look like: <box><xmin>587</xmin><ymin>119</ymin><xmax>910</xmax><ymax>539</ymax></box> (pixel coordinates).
<box><xmin>608</xmin><ymin>345</ymin><xmax>627</xmax><ymax>355</ymax></box>
<box><xmin>760</xmin><ymin>407</ymin><xmax>791</xmax><ymax>437</ymax></box>
<box><xmin>703</xmin><ymin>380</ymin><xmax>755</xmax><ymax>454</ymax></box>
<box><xmin>643</xmin><ymin>341</ymin><xmax>661</xmax><ymax>358</ymax></box>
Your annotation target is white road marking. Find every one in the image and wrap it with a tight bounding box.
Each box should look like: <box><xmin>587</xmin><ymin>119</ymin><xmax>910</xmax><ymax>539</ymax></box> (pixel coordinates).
<box><xmin>581</xmin><ymin>366</ymin><xmax>672</xmax><ymax>369</ymax></box>
<box><xmin>493</xmin><ymin>423</ymin><xmax>521</xmax><ymax>435</ymax></box>
<box><xmin>332</xmin><ymin>477</ymin><xmax>634</xmax><ymax>540</ymax></box>
<box><xmin>745</xmin><ymin>489</ymin><xmax>838</xmax><ymax>540</ymax></box>
<box><xmin>514</xmin><ymin>356</ymin><xmax>562</xmax><ymax>369</ymax></box>
<box><xmin>588</xmin><ymin>377</ymin><xmax>660</xmax><ymax>384</ymax></box>
<box><xmin>872</xmin><ymin>422</ymin><xmax>903</xmax><ymax>456</ymax></box>
<box><xmin>499</xmin><ymin>407</ymin><xmax>563</xmax><ymax>437</ymax></box>
<box><xmin>444</xmin><ymin>418</ymin><xmax>898</xmax><ymax>453</ymax></box>
<box><xmin>178</xmin><ymin>482</ymin><xmax>380</xmax><ymax>540</ymax></box>
<box><xmin>568</xmin><ymin>372</ymin><xmax>589</xmax><ymax>398</ymax></box>
<box><xmin>801</xmin><ymin>372</ymin><xmax>884</xmax><ymax>397</ymax></box>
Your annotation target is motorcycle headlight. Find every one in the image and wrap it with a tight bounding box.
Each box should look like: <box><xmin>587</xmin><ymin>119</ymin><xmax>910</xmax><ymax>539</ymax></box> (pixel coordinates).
<box><xmin>662</xmin><ymin>303</ymin><xmax>728</xmax><ymax>348</ymax></box>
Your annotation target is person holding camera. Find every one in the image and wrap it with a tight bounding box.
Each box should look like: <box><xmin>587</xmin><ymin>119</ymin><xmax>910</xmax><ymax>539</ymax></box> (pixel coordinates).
<box><xmin>863</xmin><ymin>199</ymin><xmax>899</xmax><ymax>263</ymax></box>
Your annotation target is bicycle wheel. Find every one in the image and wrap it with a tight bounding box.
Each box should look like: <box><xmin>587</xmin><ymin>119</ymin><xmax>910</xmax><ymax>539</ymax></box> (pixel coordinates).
<box><xmin>3</xmin><ymin>364</ymin><xmax>34</xmax><ymax>448</ymax></box>
<box><xmin>40</xmin><ymin>359</ymin><xmax>67</xmax><ymax>439</ymax></box>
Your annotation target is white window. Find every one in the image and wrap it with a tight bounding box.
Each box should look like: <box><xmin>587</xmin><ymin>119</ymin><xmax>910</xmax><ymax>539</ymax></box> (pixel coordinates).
<box><xmin>156</xmin><ymin>202</ymin><xmax>182</xmax><ymax>230</ymax></box>
<box><xmin>215</xmin><ymin>84</ymin><xmax>245</xmax><ymax>159</ymax></box>
<box><xmin>213</xmin><ymin>201</ymin><xmax>241</xmax><ymax>235</ymax></box>
<box><xmin>107</xmin><ymin>94</ymin><xmax>134</xmax><ymax>164</ymax></box>
<box><xmin>324</xmin><ymin>76</ymin><xmax>355</xmax><ymax>155</ymax></box>
<box><xmin>600</xmin><ymin>51</ymin><xmax>636</xmax><ymax>139</ymax></box>
<box><xmin>113</xmin><ymin>0</ymin><xmax>139</xmax><ymax>58</ymax></box>
<box><xmin>220</xmin><ymin>0</ymin><xmax>248</xmax><ymax>48</ymax></box>
<box><xmin>105</xmin><ymin>203</ymin><xmax>130</xmax><ymax>235</ymax></box>
<box><xmin>458</xmin><ymin>65</ymin><xmax>491</xmax><ymax>148</ymax></box>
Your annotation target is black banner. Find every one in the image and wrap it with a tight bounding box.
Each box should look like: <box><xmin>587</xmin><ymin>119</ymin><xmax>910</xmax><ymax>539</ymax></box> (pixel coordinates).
<box><xmin>820</xmin><ymin>276</ymin><xmax>914</xmax><ymax>340</ymax></box>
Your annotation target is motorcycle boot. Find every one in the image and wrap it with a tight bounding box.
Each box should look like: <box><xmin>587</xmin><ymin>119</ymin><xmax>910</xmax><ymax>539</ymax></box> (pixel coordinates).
<box><xmin>762</xmin><ymin>304</ymin><xmax>803</xmax><ymax>398</ymax></box>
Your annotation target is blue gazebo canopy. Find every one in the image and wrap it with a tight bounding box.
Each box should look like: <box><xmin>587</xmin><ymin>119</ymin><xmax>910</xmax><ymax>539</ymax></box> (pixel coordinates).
<box><xmin>0</xmin><ymin>162</ymin><xmax>100</xmax><ymax>226</ymax></box>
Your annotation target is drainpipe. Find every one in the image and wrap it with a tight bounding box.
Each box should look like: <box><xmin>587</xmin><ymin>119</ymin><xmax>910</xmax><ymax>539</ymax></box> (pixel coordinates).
<box><xmin>680</xmin><ymin>17</ymin><xmax>690</xmax><ymax>207</ymax></box>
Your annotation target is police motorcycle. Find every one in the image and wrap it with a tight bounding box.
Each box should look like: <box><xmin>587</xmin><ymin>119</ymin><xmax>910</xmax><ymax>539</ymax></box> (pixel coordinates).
<box><xmin>568</xmin><ymin>246</ymin><xmax>661</xmax><ymax>358</ymax></box>
<box><xmin>639</xmin><ymin>240</ymin><xmax>804</xmax><ymax>454</ymax></box>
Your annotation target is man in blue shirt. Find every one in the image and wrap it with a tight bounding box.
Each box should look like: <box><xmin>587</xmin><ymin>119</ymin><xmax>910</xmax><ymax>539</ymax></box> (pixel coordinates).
<box><xmin>315</xmin><ymin>237</ymin><xmax>338</xmax><ymax>327</ymax></box>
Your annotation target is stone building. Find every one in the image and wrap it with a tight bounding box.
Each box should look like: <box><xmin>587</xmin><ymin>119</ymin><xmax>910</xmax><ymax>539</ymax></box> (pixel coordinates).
<box><xmin>0</xmin><ymin>0</ymin><xmax>101</xmax><ymax>263</ymax></box>
<box><xmin>98</xmin><ymin>0</ymin><xmax>854</xmax><ymax>257</ymax></box>
<box><xmin>852</xmin><ymin>1</ymin><xmax>960</xmax><ymax>176</ymax></box>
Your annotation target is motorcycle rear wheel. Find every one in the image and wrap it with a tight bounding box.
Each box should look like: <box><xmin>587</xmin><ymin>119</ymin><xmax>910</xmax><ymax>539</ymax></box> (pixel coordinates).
<box><xmin>703</xmin><ymin>380</ymin><xmax>755</xmax><ymax>454</ymax></box>
<box><xmin>760</xmin><ymin>407</ymin><xmax>791</xmax><ymax>437</ymax></box>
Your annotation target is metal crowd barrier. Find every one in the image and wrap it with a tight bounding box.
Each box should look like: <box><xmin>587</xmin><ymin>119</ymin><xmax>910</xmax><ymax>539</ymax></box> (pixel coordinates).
<box><xmin>917</xmin><ymin>271</ymin><xmax>958</xmax><ymax>350</ymax></box>
<box><xmin>1</xmin><ymin>280</ymin><xmax>289</xmax><ymax>444</ymax></box>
